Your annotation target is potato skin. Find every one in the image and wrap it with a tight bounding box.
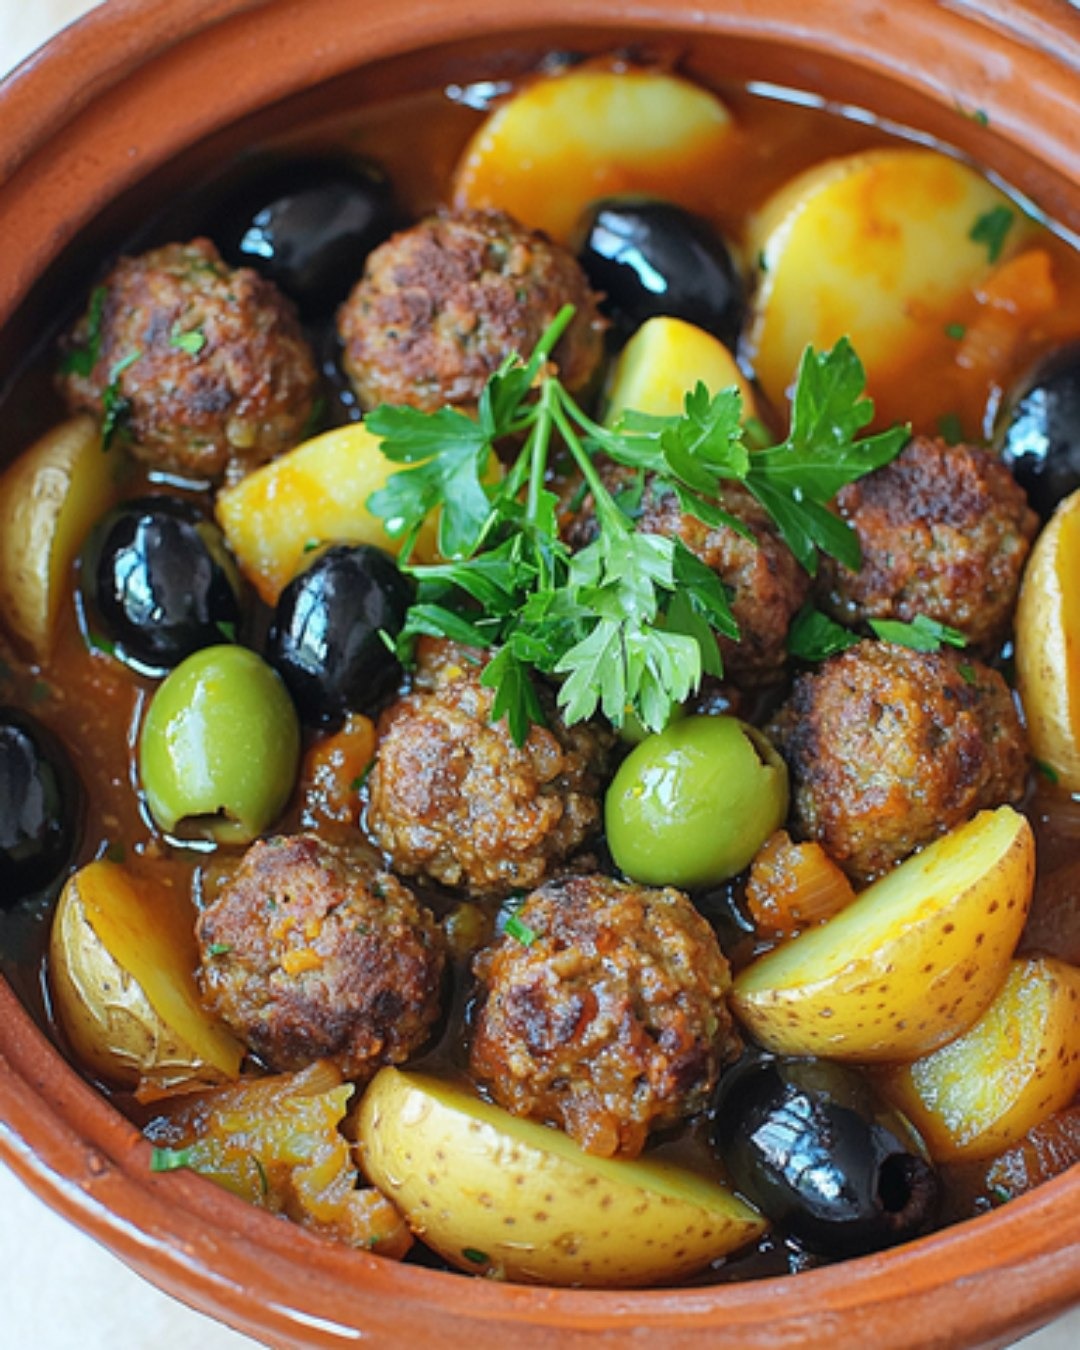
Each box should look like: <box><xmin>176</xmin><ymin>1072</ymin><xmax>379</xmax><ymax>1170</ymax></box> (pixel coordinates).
<box><xmin>882</xmin><ymin>956</ymin><xmax>1080</xmax><ymax>1161</ymax></box>
<box><xmin>0</xmin><ymin>414</ymin><xmax>119</xmax><ymax>659</ymax></box>
<box><xmin>49</xmin><ymin>862</ymin><xmax>243</xmax><ymax>1092</ymax></box>
<box><xmin>731</xmin><ymin>807</ymin><xmax>1035</xmax><ymax>1062</ymax></box>
<box><xmin>357</xmin><ymin>1066</ymin><xmax>766</xmax><ymax>1287</ymax></box>
<box><xmin>1015</xmin><ymin>487</ymin><xmax>1080</xmax><ymax>790</ymax></box>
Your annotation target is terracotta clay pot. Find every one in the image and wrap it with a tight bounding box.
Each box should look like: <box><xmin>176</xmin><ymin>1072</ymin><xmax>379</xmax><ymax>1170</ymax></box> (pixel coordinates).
<box><xmin>2</xmin><ymin>1</ymin><xmax>1079</xmax><ymax>1346</ymax></box>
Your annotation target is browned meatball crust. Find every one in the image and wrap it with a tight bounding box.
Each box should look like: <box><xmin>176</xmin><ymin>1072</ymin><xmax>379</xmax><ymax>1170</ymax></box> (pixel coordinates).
<box><xmin>639</xmin><ymin>479</ymin><xmax>810</xmax><ymax>680</ymax></box>
<box><xmin>196</xmin><ymin>834</ymin><xmax>445</xmax><ymax>1078</ymax></box>
<box><xmin>58</xmin><ymin>239</ymin><xmax>318</xmax><ymax>482</ymax></box>
<box><xmin>817</xmin><ymin>436</ymin><xmax>1038</xmax><ymax>649</ymax></box>
<box><xmin>365</xmin><ymin>639</ymin><xmax>611</xmax><ymax>898</ymax></box>
<box><xmin>469</xmin><ymin>875</ymin><xmax>738</xmax><ymax>1158</ymax></box>
<box><xmin>337</xmin><ymin>208</ymin><xmax>605</xmax><ymax>412</ymax></box>
<box><xmin>768</xmin><ymin>641</ymin><xmax>1028</xmax><ymax>884</ymax></box>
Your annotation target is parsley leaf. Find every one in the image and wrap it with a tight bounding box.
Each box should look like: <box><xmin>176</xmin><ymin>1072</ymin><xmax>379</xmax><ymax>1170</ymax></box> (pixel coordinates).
<box><xmin>745</xmin><ymin>340</ymin><xmax>909</xmax><ymax>573</ymax></box>
<box><xmin>969</xmin><ymin>205</ymin><xmax>1015</xmax><ymax>263</ymax></box>
<box><xmin>787</xmin><ymin>605</ymin><xmax>861</xmax><ymax>662</ymax></box>
<box><xmin>869</xmin><ymin>614</ymin><xmax>967</xmax><ymax>651</ymax></box>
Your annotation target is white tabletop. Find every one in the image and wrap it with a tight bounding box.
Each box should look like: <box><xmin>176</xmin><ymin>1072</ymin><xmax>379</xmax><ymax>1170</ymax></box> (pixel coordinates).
<box><xmin>1</xmin><ymin>4</ymin><xmax>1078</xmax><ymax>1347</ymax></box>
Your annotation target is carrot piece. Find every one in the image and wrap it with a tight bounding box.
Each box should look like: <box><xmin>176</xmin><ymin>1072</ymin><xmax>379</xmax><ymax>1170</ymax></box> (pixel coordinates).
<box><xmin>744</xmin><ymin>829</ymin><xmax>856</xmax><ymax>939</ymax></box>
<box><xmin>956</xmin><ymin>249</ymin><xmax>1058</xmax><ymax>377</ymax></box>
<box><xmin>300</xmin><ymin>713</ymin><xmax>377</xmax><ymax>827</ymax></box>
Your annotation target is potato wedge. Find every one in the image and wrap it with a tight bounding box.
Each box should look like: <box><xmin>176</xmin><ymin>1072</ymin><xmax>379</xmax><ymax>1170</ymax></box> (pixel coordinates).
<box><xmin>358</xmin><ymin>1067</ymin><xmax>765</xmax><ymax>1287</ymax></box>
<box><xmin>215</xmin><ymin>422</ymin><xmax>442</xmax><ymax>604</ymax></box>
<box><xmin>452</xmin><ymin>67</ymin><xmax>733</xmax><ymax>244</ymax></box>
<box><xmin>730</xmin><ymin>807</ymin><xmax>1034</xmax><ymax>1062</ymax></box>
<box><xmin>50</xmin><ymin>860</ymin><xmax>243</xmax><ymax>1093</ymax></box>
<box><xmin>1014</xmin><ymin>488</ymin><xmax>1080</xmax><ymax>789</ymax></box>
<box><xmin>745</xmin><ymin>148</ymin><xmax>1028</xmax><ymax>415</ymax></box>
<box><xmin>0</xmin><ymin>414</ymin><xmax>124</xmax><ymax>658</ymax></box>
<box><xmin>882</xmin><ymin>956</ymin><xmax>1080</xmax><ymax>1161</ymax></box>
<box><xmin>603</xmin><ymin>315</ymin><xmax>755</xmax><ymax>425</ymax></box>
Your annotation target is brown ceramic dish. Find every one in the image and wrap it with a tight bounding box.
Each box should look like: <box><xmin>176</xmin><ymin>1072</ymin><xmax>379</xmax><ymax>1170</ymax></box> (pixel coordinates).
<box><xmin>2</xmin><ymin>1</ymin><xmax>1080</xmax><ymax>1346</ymax></box>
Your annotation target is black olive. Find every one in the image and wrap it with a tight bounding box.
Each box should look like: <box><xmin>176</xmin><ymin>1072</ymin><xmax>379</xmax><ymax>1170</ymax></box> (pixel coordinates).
<box><xmin>997</xmin><ymin>341</ymin><xmax>1080</xmax><ymax>519</ymax></box>
<box><xmin>573</xmin><ymin>196</ymin><xmax>745</xmax><ymax>349</ymax></box>
<box><xmin>215</xmin><ymin>158</ymin><xmax>403</xmax><ymax>315</ymax></box>
<box><xmin>0</xmin><ymin>708</ymin><xmax>82</xmax><ymax>905</ymax></box>
<box><xmin>265</xmin><ymin>543</ymin><xmax>413</xmax><ymax>727</ymax></box>
<box><xmin>712</xmin><ymin>1055</ymin><xmax>939</xmax><ymax>1257</ymax></box>
<box><xmin>81</xmin><ymin>496</ymin><xmax>243</xmax><ymax>676</ymax></box>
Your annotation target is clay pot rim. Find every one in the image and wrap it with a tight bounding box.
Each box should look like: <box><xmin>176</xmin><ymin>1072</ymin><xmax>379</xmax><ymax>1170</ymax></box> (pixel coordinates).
<box><xmin>1</xmin><ymin>1</ymin><xmax>1079</xmax><ymax>1345</ymax></box>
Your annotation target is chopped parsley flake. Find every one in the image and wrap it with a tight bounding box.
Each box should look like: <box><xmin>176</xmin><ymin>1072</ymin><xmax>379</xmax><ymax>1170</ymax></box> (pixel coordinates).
<box><xmin>1035</xmin><ymin>760</ymin><xmax>1060</xmax><ymax>785</ymax></box>
<box><xmin>150</xmin><ymin>1146</ymin><xmax>195</xmax><ymax>1173</ymax></box>
<box><xmin>944</xmin><ymin>322</ymin><xmax>967</xmax><ymax>341</ymax></box>
<box><xmin>59</xmin><ymin>285</ymin><xmax>107</xmax><ymax>377</ymax></box>
<box><xmin>101</xmin><ymin>350</ymin><xmax>141</xmax><ymax>449</ymax></box>
<box><xmin>462</xmin><ymin>1247</ymin><xmax>490</xmax><ymax>1265</ymax></box>
<box><xmin>505</xmin><ymin>913</ymin><xmax>538</xmax><ymax>947</ymax></box>
<box><xmin>937</xmin><ymin>412</ymin><xmax>964</xmax><ymax>445</ymax></box>
<box><xmin>206</xmin><ymin>942</ymin><xmax>232</xmax><ymax>957</ymax></box>
<box><xmin>170</xmin><ymin>326</ymin><xmax>206</xmax><ymax>355</ymax></box>
<box><xmin>969</xmin><ymin>205</ymin><xmax>1015</xmax><ymax>263</ymax></box>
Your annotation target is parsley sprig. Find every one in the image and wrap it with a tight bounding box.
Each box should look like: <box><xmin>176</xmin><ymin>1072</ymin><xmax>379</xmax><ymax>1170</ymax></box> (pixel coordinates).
<box><xmin>366</xmin><ymin>308</ymin><xmax>907</xmax><ymax>741</ymax></box>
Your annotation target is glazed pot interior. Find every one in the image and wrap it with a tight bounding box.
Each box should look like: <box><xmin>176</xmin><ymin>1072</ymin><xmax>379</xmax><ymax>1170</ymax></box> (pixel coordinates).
<box><xmin>1</xmin><ymin>2</ymin><xmax>1080</xmax><ymax>1347</ymax></box>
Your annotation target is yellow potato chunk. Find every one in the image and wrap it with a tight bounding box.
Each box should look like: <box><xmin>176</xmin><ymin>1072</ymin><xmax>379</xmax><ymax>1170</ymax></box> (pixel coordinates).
<box><xmin>358</xmin><ymin>1067</ymin><xmax>765</xmax><ymax>1287</ymax></box>
<box><xmin>1015</xmin><ymin>488</ymin><xmax>1080</xmax><ymax>789</ymax></box>
<box><xmin>215</xmin><ymin>422</ymin><xmax>440</xmax><ymax>605</ymax></box>
<box><xmin>745</xmin><ymin>148</ymin><xmax>1027</xmax><ymax>413</ymax></box>
<box><xmin>883</xmin><ymin>957</ymin><xmax>1080</xmax><ymax>1161</ymax></box>
<box><xmin>452</xmin><ymin>67</ymin><xmax>734</xmax><ymax>244</ymax></box>
<box><xmin>603</xmin><ymin>315</ymin><xmax>755</xmax><ymax>424</ymax></box>
<box><xmin>0</xmin><ymin>414</ymin><xmax>124</xmax><ymax>658</ymax></box>
<box><xmin>731</xmin><ymin>807</ymin><xmax>1034</xmax><ymax>1062</ymax></box>
<box><xmin>50</xmin><ymin>860</ymin><xmax>244</xmax><ymax>1094</ymax></box>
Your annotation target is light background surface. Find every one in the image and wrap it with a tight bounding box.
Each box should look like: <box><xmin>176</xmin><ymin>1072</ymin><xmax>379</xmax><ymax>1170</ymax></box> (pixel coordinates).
<box><xmin>0</xmin><ymin>2</ymin><xmax>1077</xmax><ymax>1346</ymax></box>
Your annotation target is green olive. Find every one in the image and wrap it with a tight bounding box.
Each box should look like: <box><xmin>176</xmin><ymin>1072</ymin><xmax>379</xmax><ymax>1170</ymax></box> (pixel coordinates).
<box><xmin>139</xmin><ymin>645</ymin><xmax>300</xmax><ymax>843</ymax></box>
<box><xmin>605</xmin><ymin>714</ymin><xmax>789</xmax><ymax>887</ymax></box>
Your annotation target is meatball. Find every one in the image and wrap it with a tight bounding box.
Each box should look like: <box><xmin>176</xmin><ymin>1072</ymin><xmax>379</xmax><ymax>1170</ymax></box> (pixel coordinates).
<box><xmin>365</xmin><ymin>639</ymin><xmax>611</xmax><ymax>897</ymax></box>
<box><xmin>817</xmin><ymin>436</ymin><xmax>1038</xmax><ymax>649</ymax></box>
<box><xmin>768</xmin><ymin>641</ymin><xmax>1028</xmax><ymax>883</ymax></box>
<box><xmin>196</xmin><ymin>834</ymin><xmax>445</xmax><ymax>1078</ymax></box>
<box><xmin>58</xmin><ymin>238</ymin><xmax>318</xmax><ymax>483</ymax></box>
<box><xmin>337</xmin><ymin>208</ymin><xmax>605</xmax><ymax>412</ymax></box>
<box><xmin>639</xmin><ymin>479</ymin><xmax>810</xmax><ymax>680</ymax></box>
<box><xmin>469</xmin><ymin>875</ymin><xmax>739</xmax><ymax>1158</ymax></box>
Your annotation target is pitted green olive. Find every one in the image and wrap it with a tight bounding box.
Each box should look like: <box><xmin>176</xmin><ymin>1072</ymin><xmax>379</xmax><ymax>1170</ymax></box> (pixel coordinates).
<box><xmin>139</xmin><ymin>645</ymin><xmax>300</xmax><ymax>842</ymax></box>
<box><xmin>605</xmin><ymin>714</ymin><xmax>788</xmax><ymax>887</ymax></box>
